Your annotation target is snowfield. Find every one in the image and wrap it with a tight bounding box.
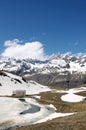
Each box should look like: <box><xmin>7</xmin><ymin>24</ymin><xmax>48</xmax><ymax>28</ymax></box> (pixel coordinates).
<box><xmin>0</xmin><ymin>97</ymin><xmax>74</xmax><ymax>130</ymax></box>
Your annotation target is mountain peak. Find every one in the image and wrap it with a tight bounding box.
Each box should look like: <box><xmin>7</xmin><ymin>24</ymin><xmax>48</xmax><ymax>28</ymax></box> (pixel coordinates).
<box><xmin>0</xmin><ymin>53</ymin><xmax>86</xmax><ymax>76</ymax></box>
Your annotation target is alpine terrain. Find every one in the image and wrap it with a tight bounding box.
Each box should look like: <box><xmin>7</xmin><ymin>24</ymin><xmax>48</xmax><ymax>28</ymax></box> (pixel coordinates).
<box><xmin>0</xmin><ymin>53</ymin><xmax>86</xmax><ymax>87</ymax></box>
<box><xmin>0</xmin><ymin>53</ymin><xmax>86</xmax><ymax>130</ymax></box>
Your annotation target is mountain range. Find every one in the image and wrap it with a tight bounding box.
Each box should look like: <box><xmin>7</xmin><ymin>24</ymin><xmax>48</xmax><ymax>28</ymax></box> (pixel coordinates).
<box><xmin>0</xmin><ymin>53</ymin><xmax>86</xmax><ymax>87</ymax></box>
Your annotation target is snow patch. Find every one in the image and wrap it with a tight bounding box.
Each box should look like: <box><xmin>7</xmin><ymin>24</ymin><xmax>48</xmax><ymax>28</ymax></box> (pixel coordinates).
<box><xmin>60</xmin><ymin>87</ymin><xmax>86</xmax><ymax>103</ymax></box>
<box><xmin>61</xmin><ymin>93</ymin><xmax>85</xmax><ymax>103</ymax></box>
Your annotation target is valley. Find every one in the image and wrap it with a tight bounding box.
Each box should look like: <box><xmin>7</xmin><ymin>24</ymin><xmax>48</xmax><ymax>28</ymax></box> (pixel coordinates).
<box><xmin>0</xmin><ymin>53</ymin><xmax>86</xmax><ymax>130</ymax></box>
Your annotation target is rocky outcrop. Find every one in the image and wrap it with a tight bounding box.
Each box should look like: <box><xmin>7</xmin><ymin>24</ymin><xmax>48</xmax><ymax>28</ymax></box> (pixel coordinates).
<box><xmin>26</xmin><ymin>73</ymin><xmax>86</xmax><ymax>88</ymax></box>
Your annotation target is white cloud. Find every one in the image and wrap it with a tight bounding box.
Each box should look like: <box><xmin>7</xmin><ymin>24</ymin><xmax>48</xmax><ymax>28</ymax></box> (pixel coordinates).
<box><xmin>1</xmin><ymin>39</ymin><xmax>48</xmax><ymax>60</ymax></box>
<box><xmin>4</xmin><ymin>39</ymin><xmax>22</xmax><ymax>47</ymax></box>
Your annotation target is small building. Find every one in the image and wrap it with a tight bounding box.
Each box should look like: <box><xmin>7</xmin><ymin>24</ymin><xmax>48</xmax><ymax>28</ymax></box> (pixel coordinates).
<box><xmin>12</xmin><ymin>90</ymin><xmax>26</xmax><ymax>97</ymax></box>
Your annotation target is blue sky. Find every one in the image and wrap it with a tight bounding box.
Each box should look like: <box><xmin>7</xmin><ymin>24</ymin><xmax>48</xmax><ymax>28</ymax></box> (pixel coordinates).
<box><xmin>0</xmin><ymin>0</ymin><xmax>86</xmax><ymax>57</ymax></box>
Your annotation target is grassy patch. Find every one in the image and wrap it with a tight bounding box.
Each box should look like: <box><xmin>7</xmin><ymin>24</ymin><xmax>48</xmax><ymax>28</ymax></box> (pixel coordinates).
<box><xmin>14</xmin><ymin>111</ymin><xmax>86</xmax><ymax>130</ymax></box>
<box><xmin>77</xmin><ymin>91</ymin><xmax>86</xmax><ymax>97</ymax></box>
<box><xmin>37</xmin><ymin>91</ymin><xmax>86</xmax><ymax>113</ymax></box>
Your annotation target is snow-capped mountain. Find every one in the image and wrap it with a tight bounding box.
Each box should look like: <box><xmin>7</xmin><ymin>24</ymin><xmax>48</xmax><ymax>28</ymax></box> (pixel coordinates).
<box><xmin>0</xmin><ymin>57</ymin><xmax>48</xmax><ymax>75</ymax></box>
<box><xmin>0</xmin><ymin>53</ymin><xmax>86</xmax><ymax>87</ymax></box>
<box><xmin>0</xmin><ymin>53</ymin><xmax>86</xmax><ymax>74</ymax></box>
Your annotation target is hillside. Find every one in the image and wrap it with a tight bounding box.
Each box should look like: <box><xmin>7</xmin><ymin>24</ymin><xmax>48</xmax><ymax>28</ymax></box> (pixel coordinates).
<box><xmin>0</xmin><ymin>70</ymin><xmax>50</xmax><ymax>96</ymax></box>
